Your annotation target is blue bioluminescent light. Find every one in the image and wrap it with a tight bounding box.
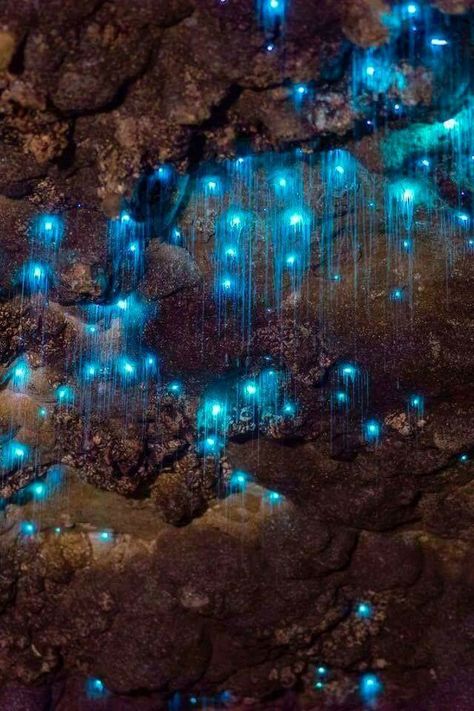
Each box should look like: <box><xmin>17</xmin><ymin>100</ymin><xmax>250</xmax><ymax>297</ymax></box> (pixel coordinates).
<box><xmin>230</xmin><ymin>470</ymin><xmax>249</xmax><ymax>491</ymax></box>
<box><xmin>390</xmin><ymin>287</ymin><xmax>404</xmax><ymax>301</ymax></box>
<box><xmin>407</xmin><ymin>3</ymin><xmax>418</xmax><ymax>13</ymax></box>
<box><xmin>20</xmin><ymin>521</ymin><xmax>36</xmax><ymax>537</ymax></box>
<box><xmin>364</xmin><ymin>420</ymin><xmax>381</xmax><ymax>442</ymax></box>
<box><xmin>116</xmin><ymin>297</ymin><xmax>128</xmax><ymax>311</ymax></box>
<box><xmin>331</xmin><ymin>273</ymin><xmax>342</xmax><ymax>282</ymax></box>
<box><xmin>317</xmin><ymin>665</ymin><xmax>327</xmax><ymax>676</ymax></box>
<box><xmin>295</xmin><ymin>83</ymin><xmax>308</xmax><ymax>96</ymax></box>
<box><xmin>168</xmin><ymin>381</ymin><xmax>182</xmax><ymax>395</ymax></box>
<box><xmin>55</xmin><ymin>384</ymin><xmax>75</xmax><ymax>405</ymax></box>
<box><xmin>244</xmin><ymin>382</ymin><xmax>258</xmax><ymax>397</ymax></box>
<box><xmin>204</xmin><ymin>177</ymin><xmax>222</xmax><ymax>196</ymax></box>
<box><xmin>420</xmin><ymin>158</ymin><xmax>430</xmax><ymax>168</ymax></box>
<box><xmin>366</xmin><ymin>65</ymin><xmax>375</xmax><ymax>77</ymax></box>
<box><xmin>467</xmin><ymin>239</ymin><xmax>474</xmax><ymax>249</ymax></box>
<box><xmin>282</xmin><ymin>402</ymin><xmax>296</xmax><ymax>416</ymax></box>
<box><xmin>402</xmin><ymin>238</ymin><xmax>412</xmax><ymax>252</ymax></box>
<box><xmin>443</xmin><ymin>118</ymin><xmax>457</xmax><ymax>130</ymax></box>
<box><xmin>85</xmin><ymin>677</ymin><xmax>108</xmax><ymax>700</ymax></box>
<box><xmin>83</xmin><ymin>362</ymin><xmax>99</xmax><ymax>380</ymax></box>
<box><xmin>225</xmin><ymin>246</ymin><xmax>237</xmax><ymax>258</ymax></box>
<box><xmin>38</xmin><ymin>407</ymin><xmax>47</xmax><ymax>419</ymax></box>
<box><xmin>30</xmin><ymin>214</ymin><xmax>65</xmax><ymax>247</ymax></box>
<box><xmin>171</xmin><ymin>227</ymin><xmax>182</xmax><ymax>243</ymax></box>
<box><xmin>198</xmin><ymin>436</ymin><xmax>223</xmax><ymax>457</ymax></box>
<box><xmin>267</xmin><ymin>490</ymin><xmax>282</xmax><ymax>504</ymax></box>
<box><xmin>341</xmin><ymin>364</ymin><xmax>357</xmax><ymax>379</ymax></box>
<box><xmin>8</xmin><ymin>358</ymin><xmax>31</xmax><ymax>391</ymax></box>
<box><xmin>394</xmin><ymin>103</ymin><xmax>401</xmax><ymax>112</ymax></box>
<box><xmin>118</xmin><ymin>357</ymin><xmax>137</xmax><ymax>379</ymax></box>
<box><xmin>459</xmin><ymin>453</ymin><xmax>469</xmax><ymax>463</ymax></box>
<box><xmin>19</xmin><ymin>260</ymin><xmax>51</xmax><ymax>294</ymax></box>
<box><xmin>30</xmin><ymin>481</ymin><xmax>47</xmax><ymax>500</ymax></box>
<box><xmin>2</xmin><ymin>441</ymin><xmax>30</xmax><ymax>469</ymax></box>
<box><xmin>335</xmin><ymin>391</ymin><xmax>348</xmax><ymax>405</ymax></box>
<box><xmin>85</xmin><ymin>324</ymin><xmax>97</xmax><ymax>335</ymax></box>
<box><xmin>409</xmin><ymin>394</ymin><xmax>424</xmax><ymax>411</ymax></box>
<box><xmin>285</xmin><ymin>253</ymin><xmax>298</xmax><ymax>267</ymax></box>
<box><xmin>120</xmin><ymin>211</ymin><xmax>131</xmax><ymax>224</ymax></box>
<box><xmin>315</xmin><ymin>680</ymin><xmax>325</xmax><ymax>690</ymax></box>
<box><xmin>98</xmin><ymin>530</ymin><xmax>112</xmax><ymax>542</ymax></box>
<box><xmin>54</xmin><ymin>526</ymin><xmax>62</xmax><ymax>535</ymax></box>
<box><xmin>431</xmin><ymin>37</ymin><xmax>448</xmax><ymax>47</ymax></box>
<box><xmin>289</xmin><ymin>211</ymin><xmax>304</xmax><ymax>227</ymax></box>
<box><xmin>156</xmin><ymin>164</ymin><xmax>173</xmax><ymax>181</ymax></box>
<box><xmin>266</xmin><ymin>43</ymin><xmax>275</xmax><ymax>52</ymax></box>
<box><xmin>458</xmin><ymin>213</ymin><xmax>470</xmax><ymax>224</ymax></box>
<box><xmin>355</xmin><ymin>601</ymin><xmax>373</xmax><ymax>619</ymax></box>
<box><xmin>128</xmin><ymin>240</ymin><xmax>139</xmax><ymax>254</ymax></box>
<box><xmin>359</xmin><ymin>673</ymin><xmax>383</xmax><ymax>705</ymax></box>
<box><xmin>145</xmin><ymin>354</ymin><xmax>157</xmax><ymax>371</ymax></box>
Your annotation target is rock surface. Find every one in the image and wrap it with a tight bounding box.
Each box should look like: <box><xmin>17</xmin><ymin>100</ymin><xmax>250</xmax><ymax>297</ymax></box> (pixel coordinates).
<box><xmin>0</xmin><ymin>0</ymin><xmax>473</xmax><ymax>709</ymax></box>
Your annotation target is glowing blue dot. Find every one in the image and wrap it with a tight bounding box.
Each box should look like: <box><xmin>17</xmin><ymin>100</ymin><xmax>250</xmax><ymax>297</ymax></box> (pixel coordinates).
<box><xmin>268</xmin><ymin>491</ymin><xmax>281</xmax><ymax>503</ymax></box>
<box><xmin>54</xmin><ymin>526</ymin><xmax>61</xmax><ymax>534</ymax></box>
<box><xmin>407</xmin><ymin>3</ymin><xmax>417</xmax><ymax>14</ymax></box>
<box><xmin>266</xmin><ymin>43</ymin><xmax>275</xmax><ymax>52</ymax></box>
<box><xmin>335</xmin><ymin>165</ymin><xmax>345</xmax><ymax>175</ymax></box>
<box><xmin>467</xmin><ymin>239</ymin><xmax>474</xmax><ymax>249</ymax></box>
<box><xmin>122</xmin><ymin>361</ymin><xmax>135</xmax><ymax>375</ymax></box>
<box><xmin>331</xmin><ymin>273</ymin><xmax>341</xmax><ymax>282</ymax></box>
<box><xmin>296</xmin><ymin>84</ymin><xmax>307</xmax><ymax>95</ymax></box>
<box><xmin>279</xmin><ymin>177</ymin><xmax>287</xmax><ymax>187</ymax></box>
<box><xmin>207</xmin><ymin>180</ymin><xmax>217</xmax><ymax>191</ymax></box>
<box><xmin>172</xmin><ymin>227</ymin><xmax>181</xmax><ymax>242</ymax></box>
<box><xmin>190</xmin><ymin>698</ymin><xmax>198</xmax><ymax>706</ymax></box>
<box><xmin>168</xmin><ymin>381</ymin><xmax>182</xmax><ymax>394</ymax></box>
<box><xmin>356</xmin><ymin>601</ymin><xmax>373</xmax><ymax>619</ymax></box>
<box><xmin>341</xmin><ymin>364</ymin><xmax>357</xmax><ymax>379</ymax></box>
<box><xmin>315</xmin><ymin>680</ymin><xmax>325</xmax><ymax>690</ymax></box>
<box><xmin>402</xmin><ymin>188</ymin><xmax>414</xmax><ymax>202</ymax></box>
<box><xmin>360</xmin><ymin>673</ymin><xmax>383</xmax><ymax>704</ymax></box>
<box><xmin>44</xmin><ymin>221</ymin><xmax>53</xmax><ymax>231</ymax></box>
<box><xmin>128</xmin><ymin>241</ymin><xmax>139</xmax><ymax>253</ymax></box>
<box><xmin>31</xmin><ymin>481</ymin><xmax>46</xmax><ymax>499</ymax></box>
<box><xmin>335</xmin><ymin>391</ymin><xmax>347</xmax><ymax>404</ymax></box>
<box><xmin>410</xmin><ymin>395</ymin><xmax>423</xmax><ymax>409</ymax></box>
<box><xmin>86</xmin><ymin>324</ymin><xmax>97</xmax><ymax>334</ymax></box>
<box><xmin>269</xmin><ymin>0</ymin><xmax>280</xmax><ymax>9</ymax></box>
<box><xmin>55</xmin><ymin>385</ymin><xmax>75</xmax><ymax>405</ymax></box>
<box><xmin>211</xmin><ymin>403</ymin><xmax>223</xmax><ymax>417</ymax></box>
<box><xmin>390</xmin><ymin>288</ymin><xmax>404</xmax><ymax>301</ymax></box>
<box><xmin>402</xmin><ymin>238</ymin><xmax>412</xmax><ymax>251</ymax></box>
<box><xmin>289</xmin><ymin>212</ymin><xmax>303</xmax><ymax>226</ymax></box>
<box><xmin>366</xmin><ymin>65</ymin><xmax>375</xmax><ymax>77</ymax></box>
<box><xmin>229</xmin><ymin>215</ymin><xmax>242</xmax><ymax>228</ymax></box>
<box><xmin>225</xmin><ymin>247</ymin><xmax>237</xmax><ymax>258</ymax></box>
<box><xmin>431</xmin><ymin>37</ymin><xmax>448</xmax><ymax>46</ymax></box>
<box><xmin>116</xmin><ymin>298</ymin><xmax>128</xmax><ymax>310</ymax></box>
<box><xmin>120</xmin><ymin>212</ymin><xmax>131</xmax><ymax>224</ymax></box>
<box><xmin>394</xmin><ymin>103</ymin><xmax>400</xmax><ymax>111</ymax></box>
<box><xmin>230</xmin><ymin>471</ymin><xmax>248</xmax><ymax>490</ymax></box>
<box><xmin>86</xmin><ymin>677</ymin><xmax>107</xmax><ymax>700</ymax></box>
<box><xmin>222</xmin><ymin>278</ymin><xmax>233</xmax><ymax>291</ymax></box>
<box><xmin>420</xmin><ymin>158</ymin><xmax>430</xmax><ymax>168</ymax></box>
<box><xmin>459</xmin><ymin>453</ymin><xmax>469</xmax><ymax>463</ymax></box>
<box><xmin>38</xmin><ymin>407</ymin><xmax>47</xmax><ymax>419</ymax></box>
<box><xmin>443</xmin><ymin>118</ymin><xmax>457</xmax><ymax>129</ymax></box>
<box><xmin>286</xmin><ymin>254</ymin><xmax>297</xmax><ymax>266</ymax></box>
<box><xmin>282</xmin><ymin>402</ymin><xmax>295</xmax><ymax>415</ymax></box>
<box><xmin>317</xmin><ymin>666</ymin><xmax>327</xmax><ymax>676</ymax></box>
<box><xmin>33</xmin><ymin>266</ymin><xmax>43</xmax><ymax>279</ymax></box>
<box><xmin>365</xmin><ymin>420</ymin><xmax>381</xmax><ymax>441</ymax></box>
<box><xmin>21</xmin><ymin>521</ymin><xmax>36</xmax><ymax>537</ymax></box>
<box><xmin>458</xmin><ymin>213</ymin><xmax>469</xmax><ymax>224</ymax></box>
<box><xmin>245</xmin><ymin>382</ymin><xmax>258</xmax><ymax>396</ymax></box>
<box><xmin>99</xmin><ymin>531</ymin><xmax>111</xmax><ymax>542</ymax></box>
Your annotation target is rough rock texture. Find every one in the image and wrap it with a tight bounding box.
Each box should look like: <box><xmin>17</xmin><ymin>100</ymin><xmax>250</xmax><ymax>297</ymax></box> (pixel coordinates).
<box><xmin>0</xmin><ymin>0</ymin><xmax>473</xmax><ymax>710</ymax></box>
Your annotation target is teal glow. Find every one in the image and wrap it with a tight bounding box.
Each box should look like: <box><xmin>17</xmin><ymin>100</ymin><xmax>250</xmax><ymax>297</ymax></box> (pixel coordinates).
<box><xmin>360</xmin><ymin>673</ymin><xmax>383</xmax><ymax>704</ymax></box>
<box><xmin>55</xmin><ymin>384</ymin><xmax>75</xmax><ymax>405</ymax></box>
<box><xmin>20</xmin><ymin>521</ymin><xmax>36</xmax><ymax>537</ymax></box>
<box><xmin>168</xmin><ymin>381</ymin><xmax>182</xmax><ymax>395</ymax></box>
<box><xmin>365</xmin><ymin>420</ymin><xmax>381</xmax><ymax>442</ymax></box>
<box><xmin>8</xmin><ymin>358</ymin><xmax>31</xmax><ymax>391</ymax></box>
<box><xmin>356</xmin><ymin>601</ymin><xmax>373</xmax><ymax>619</ymax></box>
<box><xmin>2</xmin><ymin>441</ymin><xmax>30</xmax><ymax>470</ymax></box>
